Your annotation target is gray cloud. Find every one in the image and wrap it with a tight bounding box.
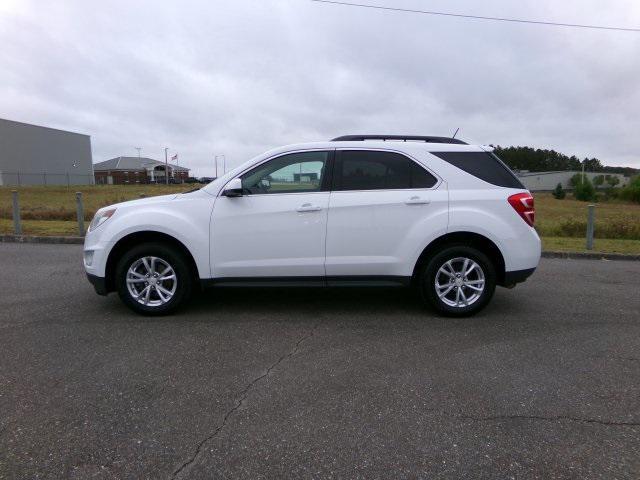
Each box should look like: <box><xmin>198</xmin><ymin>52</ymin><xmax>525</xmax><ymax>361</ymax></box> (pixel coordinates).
<box><xmin>1</xmin><ymin>0</ymin><xmax>639</xmax><ymax>175</ymax></box>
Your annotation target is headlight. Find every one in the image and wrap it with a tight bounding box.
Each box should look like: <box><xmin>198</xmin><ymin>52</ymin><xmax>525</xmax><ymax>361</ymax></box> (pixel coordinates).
<box><xmin>83</xmin><ymin>250</ymin><xmax>94</xmax><ymax>266</ymax></box>
<box><xmin>89</xmin><ymin>208</ymin><xmax>116</xmax><ymax>232</ymax></box>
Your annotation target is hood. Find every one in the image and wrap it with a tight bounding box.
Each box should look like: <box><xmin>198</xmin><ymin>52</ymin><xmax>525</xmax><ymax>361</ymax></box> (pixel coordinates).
<box><xmin>101</xmin><ymin>193</ymin><xmax>180</xmax><ymax>211</ymax></box>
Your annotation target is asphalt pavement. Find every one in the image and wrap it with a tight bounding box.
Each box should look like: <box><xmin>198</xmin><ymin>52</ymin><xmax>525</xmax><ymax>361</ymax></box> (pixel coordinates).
<box><xmin>0</xmin><ymin>243</ymin><xmax>639</xmax><ymax>480</ymax></box>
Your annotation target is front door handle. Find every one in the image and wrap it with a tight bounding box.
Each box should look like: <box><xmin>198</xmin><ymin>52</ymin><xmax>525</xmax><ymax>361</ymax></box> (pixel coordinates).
<box><xmin>296</xmin><ymin>203</ymin><xmax>322</xmax><ymax>212</ymax></box>
<box><xmin>405</xmin><ymin>196</ymin><xmax>430</xmax><ymax>205</ymax></box>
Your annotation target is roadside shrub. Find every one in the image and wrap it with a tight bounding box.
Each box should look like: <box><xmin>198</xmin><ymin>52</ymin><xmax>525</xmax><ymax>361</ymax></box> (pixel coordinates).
<box><xmin>606</xmin><ymin>175</ymin><xmax>620</xmax><ymax>188</ymax></box>
<box><xmin>620</xmin><ymin>176</ymin><xmax>640</xmax><ymax>204</ymax></box>
<box><xmin>593</xmin><ymin>175</ymin><xmax>605</xmax><ymax>188</ymax></box>
<box><xmin>552</xmin><ymin>183</ymin><xmax>566</xmax><ymax>199</ymax></box>
<box><xmin>570</xmin><ymin>173</ymin><xmax>596</xmax><ymax>201</ymax></box>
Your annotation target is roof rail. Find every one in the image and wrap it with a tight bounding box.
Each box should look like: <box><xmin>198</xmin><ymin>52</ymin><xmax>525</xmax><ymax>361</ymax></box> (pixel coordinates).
<box><xmin>331</xmin><ymin>135</ymin><xmax>468</xmax><ymax>145</ymax></box>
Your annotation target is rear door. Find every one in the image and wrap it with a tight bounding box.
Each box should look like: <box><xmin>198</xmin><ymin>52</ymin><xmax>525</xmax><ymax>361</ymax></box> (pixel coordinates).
<box><xmin>325</xmin><ymin>149</ymin><xmax>448</xmax><ymax>279</ymax></box>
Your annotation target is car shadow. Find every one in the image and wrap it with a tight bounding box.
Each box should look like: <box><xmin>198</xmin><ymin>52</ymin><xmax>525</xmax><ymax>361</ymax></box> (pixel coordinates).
<box><xmin>95</xmin><ymin>284</ymin><xmax>525</xmax><ymax>326</ymax></box>
<box><xmin>187</xmin><ymin>286</ymin><xmax>425</xmax><ymax>317</ymax></box>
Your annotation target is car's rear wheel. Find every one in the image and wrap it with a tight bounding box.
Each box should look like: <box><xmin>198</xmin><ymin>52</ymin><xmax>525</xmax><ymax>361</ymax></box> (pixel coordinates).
<box><xmin>115</xmin><ymin>242</ymin><xmax>193</xmax><ymax>315</ymax></box>
<box><xmin>420</xmin><ymin>245</ymin><xmax>496</xmax><ymax>317</ymax></box>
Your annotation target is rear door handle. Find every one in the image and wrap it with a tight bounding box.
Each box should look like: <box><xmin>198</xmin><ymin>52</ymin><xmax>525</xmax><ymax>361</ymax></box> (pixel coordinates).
<box><xmin>405</xmin><ymin>196</ymin><xmax>430</xmax><ymax>205</ymax></box>
<box><xmin>296</xmin><ymin>203</ymin><xmax>322</xmax><ymax>212</ymax></box>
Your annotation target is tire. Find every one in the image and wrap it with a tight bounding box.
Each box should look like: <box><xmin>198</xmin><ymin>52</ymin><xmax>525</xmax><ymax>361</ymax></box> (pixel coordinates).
<box><xmin>420</xmin><ymin>245</ymin><xmax>496</xmax><ymax>317</ymax></box>
<box><xmin>115</xmin><ymin>242</ymin><xmax>193</xmax><ymax>315</ymax></box>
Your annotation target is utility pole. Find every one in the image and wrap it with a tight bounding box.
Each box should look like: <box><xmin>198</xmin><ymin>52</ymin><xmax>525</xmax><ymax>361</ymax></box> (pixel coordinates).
<box><xmin>582</xmin><ymin>161</ymin><xmax>585</xmax><ymax>184</ymax></box>
<box><xmin>164</xmin><ymin>147</ymin><xmax>169</xmax><ymax>185</ymax></box>
<box><xmin>135</xmin><ymin>147</ymin><xmax>141</xmax><ymax>159</ymax></box>
<box><xmin>215</xmin><ymin>155</ymin><xmax>226</xmax><ymax>175</ymax></box>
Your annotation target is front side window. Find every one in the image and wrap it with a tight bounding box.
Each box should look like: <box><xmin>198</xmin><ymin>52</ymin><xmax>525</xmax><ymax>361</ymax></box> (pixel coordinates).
<box><xmin>334</xmin><ymin>150</ymin><xmax>437</xmax><ymax>191</ymax></box>
<box><xmin>241</xmin><ymin>151</ymin><xmax>329</xmax><ymax>194</ymax></box>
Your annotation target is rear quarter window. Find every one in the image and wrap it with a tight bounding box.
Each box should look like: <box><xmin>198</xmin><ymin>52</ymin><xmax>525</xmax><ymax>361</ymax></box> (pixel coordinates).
<box><xmin>431</xmin><ymin>151</ymin><xmax>524</xmax><ymax>189</ymax></box>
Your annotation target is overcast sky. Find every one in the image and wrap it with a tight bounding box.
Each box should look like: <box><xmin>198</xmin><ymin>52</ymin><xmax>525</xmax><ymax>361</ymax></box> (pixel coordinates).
<box><xmin>1</xmin><ymin>0</ymin><xmax>639</xmax><ymax>175</ymax></box>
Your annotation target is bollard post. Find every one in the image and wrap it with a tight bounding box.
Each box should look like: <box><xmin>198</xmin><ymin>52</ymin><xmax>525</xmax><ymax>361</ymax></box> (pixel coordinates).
<box><xmin>586</xmin><ymin>204</ymin><xmax>595</xmax><ymax>250</ymax></box>
<box><xmin>12</xmin><ymin>190</ymin><xmax>22</xmax><ymax>235</ymax></box>
<box><xmin>76</xmin><ymin>192</ymin><xmax>85</xmax><ymax>236</ymax></box>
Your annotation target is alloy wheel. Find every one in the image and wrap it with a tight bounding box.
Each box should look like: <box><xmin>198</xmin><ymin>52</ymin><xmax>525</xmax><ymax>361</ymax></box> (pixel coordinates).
<box><xmin>126</xmin><ymin>256</ymin><xmax>177</xmax><ymax>307</ymax></box>
<box><xmin>434</xmin><ymin>257</ymin><xmax>485</xmax><ymax>308</ymax></box>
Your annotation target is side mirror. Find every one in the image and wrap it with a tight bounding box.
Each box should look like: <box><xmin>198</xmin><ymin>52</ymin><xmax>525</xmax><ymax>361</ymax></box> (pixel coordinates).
<box><xmin>222</xmin><ymin>178</ymin><xmax>243</xmax><ymax>197</ymax></box>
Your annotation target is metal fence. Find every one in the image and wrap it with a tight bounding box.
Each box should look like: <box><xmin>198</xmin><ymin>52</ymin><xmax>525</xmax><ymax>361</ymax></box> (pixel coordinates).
<box><xmin>0</xmin><ymin>171</ymin><xmax>95</xmax><ymax>186</ymax></box>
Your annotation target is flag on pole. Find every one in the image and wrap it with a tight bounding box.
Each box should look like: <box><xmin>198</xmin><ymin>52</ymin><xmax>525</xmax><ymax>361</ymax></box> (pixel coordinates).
<box><xmin>171</xmin><ymin>153</ymin><xmax>178</xmax><ymax>161</ymax></box>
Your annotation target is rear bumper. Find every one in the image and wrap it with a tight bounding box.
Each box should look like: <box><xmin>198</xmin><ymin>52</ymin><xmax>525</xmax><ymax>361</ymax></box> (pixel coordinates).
<box><xmin>86</xmin><ymin>273</ymin><xmax>108</xmax><ymax>296</ymax></box>
<box><xmin>501</xmin><ymin>267</ymin><xmax>536</xmax><ymax>286</ymax></box>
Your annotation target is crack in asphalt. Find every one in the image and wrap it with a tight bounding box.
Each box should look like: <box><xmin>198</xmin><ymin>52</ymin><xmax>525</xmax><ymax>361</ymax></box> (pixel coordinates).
<box><xmin>170</xmin><ymin>323</ymin><xmax>320</xmax><ymax>480</ymax></box>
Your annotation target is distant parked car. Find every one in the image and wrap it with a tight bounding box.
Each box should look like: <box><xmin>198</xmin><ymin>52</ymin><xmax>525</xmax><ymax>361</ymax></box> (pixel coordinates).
<box><xmin>84</xmin><ymin>135</ymin><xmax>540</xmax><ymax>316</ymax></box>
<box><xmin>184</xmin><ymin>177</ymin><xmax>199</xmax><ymax>184</ymax></box>
<box><xmin>198</xmin><ymin>177</ymin><xmax>216</xmax><ymax>184</ymax></box>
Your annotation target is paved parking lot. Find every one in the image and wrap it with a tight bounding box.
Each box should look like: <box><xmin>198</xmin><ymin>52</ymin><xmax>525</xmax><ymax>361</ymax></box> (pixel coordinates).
<box><xmin>0</xmin><ymin>243</ymin><xmax>639</xmax><ymax>479</ymax></box>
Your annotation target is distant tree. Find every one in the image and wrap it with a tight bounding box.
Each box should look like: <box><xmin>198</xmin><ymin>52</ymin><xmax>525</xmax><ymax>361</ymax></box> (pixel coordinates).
<box><xmin>493</xmin><ymin>146</ymin><xmax>637</xmax><ymax>176</ymax></box>
<box><xmin>568</xmin><ymin>156</ymin><xmax>581</xmax><ymax>170</ymax></box>
<box><xmin>583</xmin><ymin>158</ymin><xmax>604</xmax><ymax>172</ymax></box>
<box><xmin>570</xmin><ymin>173</ymin><xmax>596</xmax><ymax>201</ymax></box>
<box><xmin>552</xmin><ymin>182</ymin><xmax>566</xmax><ymax>199</ymax></box>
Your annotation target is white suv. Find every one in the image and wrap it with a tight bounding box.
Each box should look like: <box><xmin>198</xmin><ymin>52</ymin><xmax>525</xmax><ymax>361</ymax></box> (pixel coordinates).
<box><xmin>84</xmin><ymin>135</ymin><xmax>540</xmax><ymax>316</ymax></box>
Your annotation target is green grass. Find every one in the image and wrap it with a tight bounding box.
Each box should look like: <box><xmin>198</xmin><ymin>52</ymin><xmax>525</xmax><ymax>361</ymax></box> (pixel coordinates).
<box><xmin>0</xmin><ymin>218</ymin><xmax>80</xmax><ymax>236</ymax></box>
<box><xmin>542</xmin><ymin>237</ymin><xmax>640</xmax><ymax>255</ymax></box>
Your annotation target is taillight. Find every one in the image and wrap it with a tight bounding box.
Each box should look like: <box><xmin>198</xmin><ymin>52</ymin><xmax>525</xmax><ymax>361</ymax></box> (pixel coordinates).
<box><xmin>508</xmin><ymin>193</ymin><xmax>535</xmax><ymax>227</ymax></box>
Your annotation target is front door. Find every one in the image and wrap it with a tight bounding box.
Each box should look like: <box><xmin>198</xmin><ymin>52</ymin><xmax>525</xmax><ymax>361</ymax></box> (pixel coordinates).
<box><xmin>211</xmin><ymin>150</ymin><xmax>332</xmax><ymax>278</ymax></box>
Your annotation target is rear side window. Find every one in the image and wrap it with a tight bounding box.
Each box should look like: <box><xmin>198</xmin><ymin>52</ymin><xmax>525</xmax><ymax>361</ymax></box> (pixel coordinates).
<box><xmin>334</xmin><ymin>151</ymin><xmax>438</xmax><ymax>191</ymax></box>
<box><xmin>431</xmin><ymin>151</ymin><xmax>524</xmax><ymax>189</ymax></box>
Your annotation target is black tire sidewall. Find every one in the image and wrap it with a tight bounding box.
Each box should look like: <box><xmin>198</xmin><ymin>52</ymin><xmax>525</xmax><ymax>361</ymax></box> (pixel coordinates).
<box><xmin>421</xmin><ymin>245</ymin><xmax>496</xmax><ymax>317</ymax></box>
<box><xmin>115</xmin><ymin>242</ymin><xmax>192</xmax><ymax>315</ymax></box>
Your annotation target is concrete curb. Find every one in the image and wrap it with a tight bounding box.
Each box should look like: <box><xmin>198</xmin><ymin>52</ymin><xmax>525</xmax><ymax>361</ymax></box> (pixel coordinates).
<box><xmin>1</xmin><ymin>234</ymin><xmax>639</xmax><ymax>261</ymax></box>
<box><xmin>0</xmin><ymin>234</ymin><xmax>84</xmax><ymax>245</ymax></box>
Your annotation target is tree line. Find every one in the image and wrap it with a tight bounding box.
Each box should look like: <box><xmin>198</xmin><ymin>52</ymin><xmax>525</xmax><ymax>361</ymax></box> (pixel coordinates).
<box><xmin>494</xmin><ymin>146</ymin><xmax>638</xmax><ymax>176</ymax></box>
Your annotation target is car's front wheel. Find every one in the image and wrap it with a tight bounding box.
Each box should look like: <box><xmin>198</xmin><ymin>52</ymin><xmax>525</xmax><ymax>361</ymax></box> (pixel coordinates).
<box><xmin>420</xmin><ymin>245</ymin><xmax>496</xmax><ymax>317</ymax></box>
<box><xmin>115</xmin><ymin>242</ymin><xmax>193</xmax><ymax>315</ymax></box>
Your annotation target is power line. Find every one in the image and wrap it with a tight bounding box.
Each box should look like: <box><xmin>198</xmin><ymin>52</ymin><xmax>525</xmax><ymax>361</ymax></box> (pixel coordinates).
<box><xmin>310</xmin><ymin>0</ymin><xmax>640</xmax><ymax>33</ymax></box>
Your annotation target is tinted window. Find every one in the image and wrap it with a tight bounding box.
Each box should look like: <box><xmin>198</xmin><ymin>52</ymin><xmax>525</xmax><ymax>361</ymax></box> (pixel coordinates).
<box><xmin>241</xmin><ymin>151</ymin><xmax>328</xmax><ymax>194</ymax></box>
<box><xmin>335</xmin><ymin>151</ymin><xmax>437</xmax><ymax>191</ymax></box>
<box><xmin>431</xmin><ymin>151</ymin><xmax>524</xmax><ymax>189</ymax></box>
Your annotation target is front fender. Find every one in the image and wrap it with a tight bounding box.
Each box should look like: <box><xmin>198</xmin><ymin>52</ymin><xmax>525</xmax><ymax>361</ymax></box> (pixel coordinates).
<box><xmin>85</xmin><ymin>194</ymin><xmax>212</xmax><ymax>278</ymax></box>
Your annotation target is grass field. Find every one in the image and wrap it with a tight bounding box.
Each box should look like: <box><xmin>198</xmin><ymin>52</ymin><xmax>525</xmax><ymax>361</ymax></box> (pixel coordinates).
<box><xmin>1</xmin><ymin>187</ymin><xmax>639</xmax><ymax>253</ymax></box>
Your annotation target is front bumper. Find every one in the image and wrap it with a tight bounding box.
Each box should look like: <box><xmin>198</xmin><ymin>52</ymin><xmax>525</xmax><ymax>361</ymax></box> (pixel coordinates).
<box><xmin>86</xmin><ymin>273</ymin><xmax>108</xmax><ymax>296</ymax></box>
